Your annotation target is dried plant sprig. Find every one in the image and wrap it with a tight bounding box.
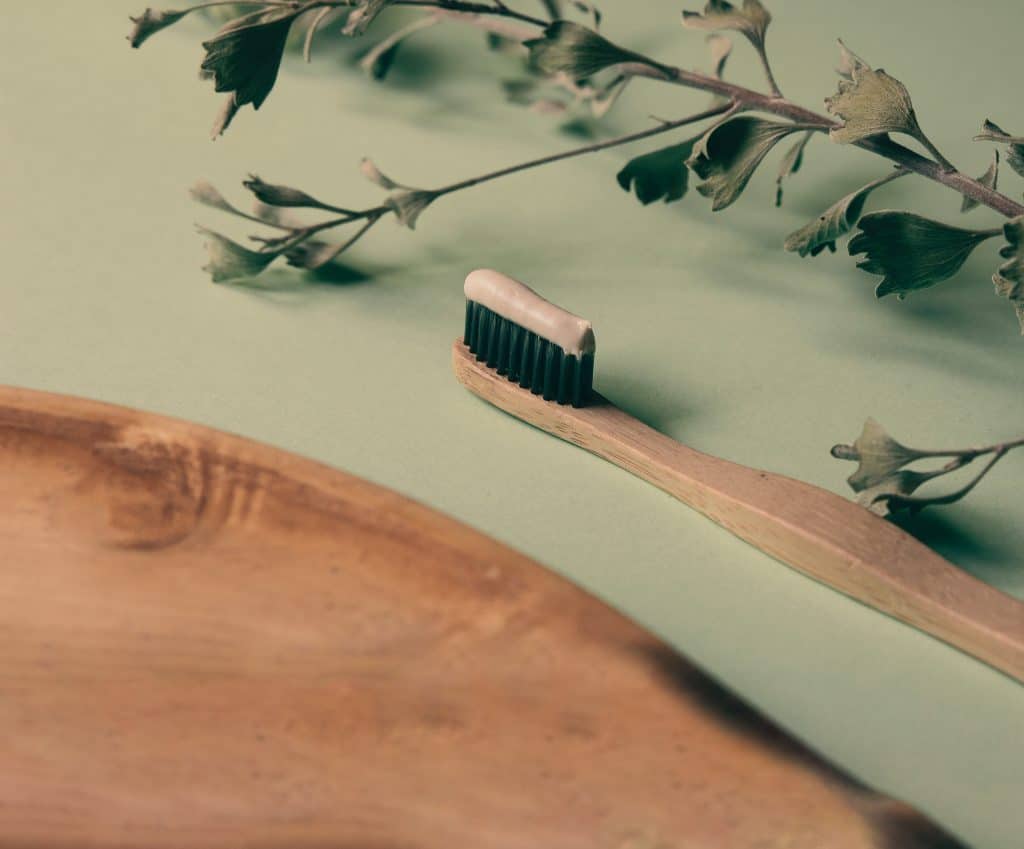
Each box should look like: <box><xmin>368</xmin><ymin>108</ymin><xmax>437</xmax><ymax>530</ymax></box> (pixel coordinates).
<box><xmin>831</xmin><ymin>419</ymin><xmax>1024</xmax><ymax>516</ymax></box>
<box><xmin>191</xmin><ymin>102</ymin><xmax>736</xmax><ymax>275</ymax></box>
<box><xmin>127</xmin><ymin>0</ymin><xmax>1024</xmax><ymax>340</ymax></box>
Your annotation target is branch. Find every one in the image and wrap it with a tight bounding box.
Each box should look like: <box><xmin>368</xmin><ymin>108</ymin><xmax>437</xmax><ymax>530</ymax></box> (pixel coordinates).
<box><xmin>264</xmin><ymin>103</ymin><xmax>736</xmax><ymax>261</ymax></box>
<box><xmin>433</xmin><ymin>102</ymin><xmax>736</xmax><ymax>197</ymax></box>
<box><xmin>311</xmin><ymin>0</ymin><xmax>549</xmax><ymax>27</ymax></box>
<box><xmin>832</xmin><ymin>421</ymin><xmax>1024</xmax><ymax>515</ymax></box>
<box><xmin>622</xmin><ymin>63</ymin><xmax>1024</xmax><ymax>219</ymax></box>
<box><xmin>357</xmin><ymin>1</ymin><xmax>1023</xmax><ymax>217</ymax></box>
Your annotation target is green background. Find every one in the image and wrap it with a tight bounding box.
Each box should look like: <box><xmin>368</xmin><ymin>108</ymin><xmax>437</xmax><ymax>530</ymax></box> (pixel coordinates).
<box><xmin>3</xmin><ymin>1</ymin><xmax>1023</xmax><ymax>845</ymax></box>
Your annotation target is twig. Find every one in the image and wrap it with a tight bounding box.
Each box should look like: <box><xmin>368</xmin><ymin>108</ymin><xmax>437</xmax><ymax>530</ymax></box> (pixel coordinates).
<box><xmin>433</xmin><ymin>102</ymin><xmax>738</xmax><ymax>197</ymax></box>
<box><xmin>266</xmin><ymin>1</ymin><xmax>1024</xmax><ymax>217</ymax></box>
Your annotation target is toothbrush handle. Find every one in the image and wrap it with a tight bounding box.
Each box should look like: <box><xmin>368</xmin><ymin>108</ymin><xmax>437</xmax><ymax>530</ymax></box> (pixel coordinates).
<box><xmin>454</xmin><ymin>341</ymin><xmax>1024</xmax><ymax>684</ymax></box>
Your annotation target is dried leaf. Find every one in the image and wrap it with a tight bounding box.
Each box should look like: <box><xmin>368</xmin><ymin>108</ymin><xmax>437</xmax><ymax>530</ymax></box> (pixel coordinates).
<box><xmin>200</xmin><ymin>8</ymin><xmax>301</xmax><ymax>136</ymax></box>
<box><xmin>127</xmin><ymin>7</ymin><xmax>189</xmax><ymax>48</ymax></box>
<box><xmin>343</xmin><ymin>0</ymin><xmax>394</xmax><ymax>37</ymax></box>
<box><xmin>196</xmin><ymin>226</ymin><xmax>276</xmax><ymax>282</ymax></box>
<box><xmin>360</xmin><ymin>158</ymin><xmax>408</xmax><ymax>190</ymax></box>
<box><xmin>681</xmin><ymin>0</ymin><xmax>771</xmax><ymax>50</ymax></box>
<box><xmin>284</xmin><ymin>219</ymin><xmax>376</xmax><ymax>270</ymax></box>
<box><xmin>706</xmin><ymin>33</ymin><xmax>732</xmax><ymax>78</ymax></box>
<box><xmin>616</xmin><ymin>138</ymin><xmax>698</xmax><ymax>205</ymax></box>
<box><xmin>189</xmin><ymin>180</ymin><xmax>244</xmax><ymax>216</ymax></box>
<box><xmin>242</xmin><ymin>174</ymin><xmax>342</xmax><ymax>210</ymax></box>
<box><xmin>833</xmin><ymin>418</ymin><xmax>926</xmax><ymax>493</ymax></box>
<box><xmin>993</xmin><ymin>215</ymin><xmax>1024</xmax><ymax>333</ymax></box>
<box><xmin>210</xmin><ymin>95</ymin><xmax>241</xmax><ymax>139</ymax></box>
<box><xmin>502</xmin><ymin>78</ymin><xmax>571</xmax><ymax>114</ymax></box>
<box><xmin>386</xmin><ymin>190</ymin><xmax>437</xmax><ymax>230</ymax></box>
<box><xmin>775</xmin><ymin>131</ymin><xmax>812</xmax><ymax>207</ymax></box>
<box><xmin>687</xmin><ymin>116</ymin><xmax>813</xmax><ymax>211</ymax></box>
<box><xmin>849</xmin><ymin>211</ymin><xmax>997</xmax><ymax>298</ymax></box>
<box><xmin>825</xmin><ymin>48</ymin><xmax>920</xmax><ymax>144</ymax></box>
<box><xmin>567</xmin><ymin>1</ymin><xmax>602</xmax><ymax>28</ymax></box>
<box><xmin>974</xmin><ymin>119</ymin><xmax>1024</xmax><ymax>179</ymax></box>
<box><xmin>303</xmin><ymin>7</ymin><xmax>335</xmax><ymax>62</ymax></box>
<box><xmin>589</xmin><ymin>75</ymin><xmax>628</xmax><ymax>118</ymax></box>
<box><xmin>835</xmin><ymin>39</ymin><xmax>868</xmax><ymax>80</ymax></box>
<box><xmin>359</xmin><ymin>14</ymin><xmax>439</xmax><ymax>79</ymax></box>
<box><xmin>525</xmin><ymin>21</ymin><xmax>648</xmax><ymax>79</ymax></box>
<box><xmin>961</xmin><ymin>151</ymin><xmax>999</xmax><ymax>213</ymax></box>
<box><xmin>705</xmin><ymin>33</ymin><xmax>733</xmax><ymax>109</ymax></box>
<box><xmin>856</xmin><ymin>471</ymin><xmax>932</xmax><ymax>516</ymax></box>
<box><xmin>784</xmin><ymin>170</ymin><xmax>901</xmax><ymax>257</ymax></box>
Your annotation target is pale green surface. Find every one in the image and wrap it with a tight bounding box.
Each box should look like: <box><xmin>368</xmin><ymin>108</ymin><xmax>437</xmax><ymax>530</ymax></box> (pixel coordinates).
<box><xmin>3</xmin><ymin>1</ymin><xmax>1023</xmax><ymax>846</ymax></box>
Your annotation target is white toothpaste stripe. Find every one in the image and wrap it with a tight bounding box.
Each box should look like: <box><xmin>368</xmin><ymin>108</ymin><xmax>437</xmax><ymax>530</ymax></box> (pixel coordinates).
<box><xmin>464</xmin><ymin>269</ymin><xmax>595</xmax><ymax>357</ymax></box>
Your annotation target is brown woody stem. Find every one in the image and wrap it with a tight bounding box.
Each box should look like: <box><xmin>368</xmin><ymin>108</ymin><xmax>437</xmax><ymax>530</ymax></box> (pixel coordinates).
<box><xmin>353</xmin><ymin>0</ymin><xmax>1024</xmax><ymax>218</ymax></box>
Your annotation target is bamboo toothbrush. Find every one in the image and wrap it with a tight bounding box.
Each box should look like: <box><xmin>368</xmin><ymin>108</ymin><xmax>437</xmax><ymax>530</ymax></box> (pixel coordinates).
<box><xmin>453</xmin><ymin>269</ymin><xmax>1024</xmax><ymax>684</ymax></box>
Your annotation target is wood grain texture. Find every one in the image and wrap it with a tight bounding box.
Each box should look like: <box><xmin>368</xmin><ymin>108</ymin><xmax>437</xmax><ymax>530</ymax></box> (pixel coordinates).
<box><xmin>0</xmin><ymin>384</ymin><xmax>966</xmax><ymax>849</ymax></box>
<box><xmin>453</xmin><ymin>341</ymin><xmax>1024</xmax><ymax>685</ymax></box>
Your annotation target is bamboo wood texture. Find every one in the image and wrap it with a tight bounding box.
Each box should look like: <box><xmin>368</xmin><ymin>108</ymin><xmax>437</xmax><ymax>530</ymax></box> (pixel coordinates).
<box><xmin>0</xmin><ymin>384</ymin><xmax>967</xmax><ymax>849</ymax></box>
<box><xmin>453</xmin><ymin>340</ymin><xmax>1024</xmax><ymax>685</ymax></box>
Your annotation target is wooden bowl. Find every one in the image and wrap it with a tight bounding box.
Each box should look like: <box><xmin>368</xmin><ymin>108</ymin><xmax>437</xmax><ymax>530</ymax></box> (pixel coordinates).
<box><xmin>0</xmin><ymin>387</ymin><xmax>964</xmax><ymax>848</ymax></box>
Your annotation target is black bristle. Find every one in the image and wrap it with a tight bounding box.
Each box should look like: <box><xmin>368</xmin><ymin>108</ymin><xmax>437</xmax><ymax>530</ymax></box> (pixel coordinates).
<box><xmin>495</xmin><ymin>320</ymin><xmax>511</xmax><ymax>375</ymax></box>
<box><xmin>470</xmin><ymin>305</ymin><xmax>486</xmax><ymax>356</ymax></box>
<box><xmin>463</xmin><ymin>298</ymin><xmax>593</xmax><ymax>408</ymax></box>
<box><xmin>557</xmin><ymin>353</ymin><xmax>574</xmax><ymax>405</ymax></box>
<box><xmin>507</xmin><ymin>324</ymin><xmax>524</xmax><ymax>383</ymax></box>
<box><xmin>530</xmin><ymin>338</ymin><xmax>546</xmax><ymax>395</ymax></box>
<box><xmin>519</xmin><ymin>331</ymin><xmax>535</xmax><ymax>389</ymax></box>
<box><xmin>482</xmin><ymin>309</ymin><xmax>495</xmax><ymax>358</ymax></box>
<box><xmin>464</xmin><ymin>300</ymin><xmax>475</xmax><ymax>345</ymax></box>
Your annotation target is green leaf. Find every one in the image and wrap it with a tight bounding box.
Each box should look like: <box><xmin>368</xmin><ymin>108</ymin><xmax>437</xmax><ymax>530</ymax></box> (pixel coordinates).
<box><xmin>774</xmin><ymin>131</ymin><xmax>812</xmax><ymax>207</ymax></box>
<box><xmin>127</xmin><ymin>7</ymin><xmax>189</xmax><ymax>48</ymax></box>
<box><xmin>784</xmin><ymin>170</ymin><xmax>901</xmax><ymax>258</ymax></box>
<box><xmin>386</xmin><ymin>190</ymin><xmax>438</xmax><ymax>230</ymax></box>
<box><xmin>524</xmin><ymin>21</ymin><xmax>649</xmax><ymax>79</ymax></box>
<box><xmin>616</xmin><ymin>138</ymin><xmax>698</xmax><ymax>205</ymax></box>
<box><xmin>961</xmin><ymin>151</ymin><xmax>999</xmax><ymax>213</ymax></box>
<box><xmin>832</xmin><ymin>418</ymin><xmax>926</xmax><ymax>493</ymax></box>
<box><xmin>343</xmin><ymin>0</ymin><xmax>395</xmax><ymax>37</ymax></box>
<box><xmin>824</xmin><ymin>47</ymin><xmax>920</xmax><ymax>144</ymax></box>
<box><xmin>200</xmin><ymin>8</ymin><xmax>301</xmax><ymax>136</ymax></box>
<box><xmin>681</xmin><ymin>0</ymin><xmax>771</xmax><ymax>50</ymax></box>
<box><xmin>974</xmin><ymin>119</ymin><xmax>1024</xmax><ymax>179</ymax></box>
<box><xmin>196</xmin><ymin>227</ymin><xmax>277</xmax><ymax>282</ymax></box>
<box><xmin>848</xmin><ymin>211</ymin><xmax>997</xmax><ymax>298</ymax></box>
<box><xmin>993</xmin><ymin>215</ymin><xmax>1024</xmax><ymax>333</ymax></box>
<box><xmin>687</xmin><ymin>116</ymin><xmax>813</xmax><ymax>211</ymax></box>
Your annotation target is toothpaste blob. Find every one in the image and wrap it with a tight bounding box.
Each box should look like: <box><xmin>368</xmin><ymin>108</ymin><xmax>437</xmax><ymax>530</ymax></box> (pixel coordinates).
<box><xmin>463</xmin><ymin>269</ymin><xmax>596</xmax><ymax>358</ymax></box>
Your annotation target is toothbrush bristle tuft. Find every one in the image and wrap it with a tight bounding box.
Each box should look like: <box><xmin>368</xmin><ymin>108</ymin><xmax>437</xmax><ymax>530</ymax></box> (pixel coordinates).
<box><xmin>463</xmin><ymin>299</ymin><xmax>594</xmax><ymax>408</ymax></box>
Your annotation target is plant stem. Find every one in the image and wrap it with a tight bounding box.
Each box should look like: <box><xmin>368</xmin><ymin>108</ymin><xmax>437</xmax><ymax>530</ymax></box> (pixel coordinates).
<box><xmin>196</xmin><ymin>0</ymin><xmax>297</xmax><ymax>7</ymax></box>
<box><xmin>620</xmin><ymin>63</ymin><xmax>1024</xmax><ymax>219</ymax></box>
<box><xmin>432</xmin><ymin>103</ymin><xmax>735</xmax><ymax>197</ymax></box>
<box><xmin>911</xmin><ymin>123</ymin><xmax>957</xmax><ymax>173</ymax></box>
<box><xmin>538</xmin><ymin>0</ymin><xmax>561</xmax><ymax>19</ymax></box>
<box><xmin>276</xmin><ymin>104</ymin><xmax>735</xmax><ymax>254</ymax></box>
<box><xmin>311</xmin><ymin>0</ymin><xmax>549</xmax><ymax>27</ymax></box>
<box><xmin>313</xmin><ymin>0</ymin><xmax>1024</xmax><ymax>216</ymax></box>
<box><xmin>892</xmin><ymin>447</ymin><xmax>1013</xmax><ymax>512</ymax></box>
<box><xmin>753</xmin><ymin>42</ymin><xmax>782</xmax><ymax>98</ymax></box>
